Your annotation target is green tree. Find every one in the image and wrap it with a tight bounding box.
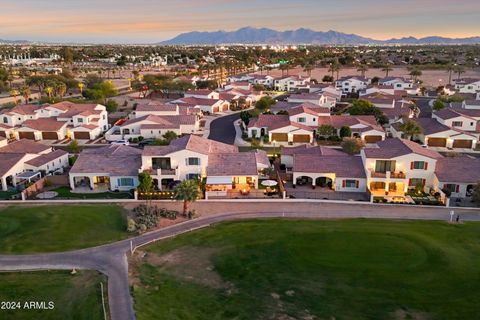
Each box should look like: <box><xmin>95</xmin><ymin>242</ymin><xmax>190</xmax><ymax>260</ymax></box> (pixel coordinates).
<box><xmin>471</xmin><ymin>182</ymin><xmax>480</xmax><ymax>205</ymax></box>
<box><xmin>317</xmin><ymin>124</ymin><xmax>336</xmax><ymax>137</ymax></box>
<box><xmin>163</xmin><ymin>131</ymin><xmax>178</xmax><ymax>143</ymax></box>
<box><xmin>339</xmin><ymin>125</ymin><xmax>352</xmax><ymax>138</ymax></box>
<box><xmin>433</xmin><ymin>99</ymin><xmax>446</xmax><ymax>111</ymax></box>
<box><xmin>357</xmin><ymin>64</ymin><xmax>369</xmax><ymax>77</ymax></box>
<box><xmin>105</xmin><ymin>100</ymin><xmax>118</xmax><ymax>113</ymax></box>
<box><xmin>409</xmin><ymin>67</ymin><xmax>422</xmax><ymax>82</ymax></box>
<box><xmin>240</xmin><ymin>111</ymin><xmax>252</xmax><ymax>125</ymax></box>
<box><xmin>399</xmin><ymin>119</ymin><xmax>423</xmax><ymax>140</ymax></box>
<box><xmin>61</xmin><ymin>47</ymin><xmax>74</xmax><ymax>65</ymax></box>
<box><xmin>341</xmin><ymin>137</ymin><xmax>365</xmax><ymax>155</ymax></box>
<box><xmin>68</xmin><ymin>140</ymin><xmax>83</xmax><ymax>153</ymax></box>
<box><xmin>174</xmin><ymin>179</ymin><xmax>200</xmax><ymax>216</ymax></box>
<box><xmin>255</xmin><ymin>96</ymin><xmax>275</xmax><ymax>111</ymax></box>
<box><xmin>322</xmin><ymin>75</ymin><xmax>334</xmax><ymax>83</ymax></box>
<box><xmin>454</xmin><ymin>65</ymin><xmax>465</xmax><ymax>80</ymax></box>
<box><xmin>382</xmin><ymin>64</ymin><xmax>393</xmax><ymax>77</ymax></box>
<box><xmin>137</xmin><ymin>172</ymin><xmax>154</xmax><ymax>193</ymax></box>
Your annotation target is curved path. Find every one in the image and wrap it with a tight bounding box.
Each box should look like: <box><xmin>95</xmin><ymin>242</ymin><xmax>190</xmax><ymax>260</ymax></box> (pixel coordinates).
<box><xmin>1</xmin><ymin>203</ymin><xmax>479</xmax><ymax>320</ymax></box>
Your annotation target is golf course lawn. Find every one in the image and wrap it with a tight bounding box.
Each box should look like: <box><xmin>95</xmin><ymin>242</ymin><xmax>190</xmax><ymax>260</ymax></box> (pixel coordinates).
<box><xmin>0</xmin><ymin>270</ymin><xmax>107</xmax><ymax>320</ymax></box>
<box><xmin>0</xmin><ymin>205</ymin><xmax>128</xmax><ymax>254</ymax></box>
<box><xmin>133</xmin><ymin>219</ymin><xmax>480</xmax><ymax>320</ymax></box>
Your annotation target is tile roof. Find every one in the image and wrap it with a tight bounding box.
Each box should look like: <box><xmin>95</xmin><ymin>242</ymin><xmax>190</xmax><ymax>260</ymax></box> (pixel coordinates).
<box><xmin>0</xmin><ymin>153</ymin><xmax>27</xmax><ymax>177</ymax></box>
<box><xmin>282</xmin><ymin>145</ymin><xmax>346</xmax><ymax>156</ymax></box>
<box><xmin>25</xmin><ymin>149</ymin><xmax>68</xmax><ymax>167</ymax></box>
<box><xmin>70</xmin><ymin>145</ymin><xmax>142</xmax><ymax>176</ymax></box>
<box><xmin>364</xmin><ymin>138</ymin><xmax>442</xmax><ymax>159</ymax></box>
<box><xmin>293</xmin><ymin>154</ymin><xmax>366</xmax><ymax>178</ymax></box>
<box><xmin>1</xmin><ymin>104</ymin><xmax>40</xmax><ymax>115</ymax></box>
<box><xmin>435</xmin><ymin>156</ymin><xmax>480</xmax><ymax>183</ymax></box>
<box><xmin>136</xmin><ymin>102</ymin><xmax>178</xmax><ymax>113</ymax></box>
<box><xmin>177</xmin><ymin>97</ymin><xmax>220</xmax><ymax>106</ymax></box>
<box><xmin>0</xmin><ymin>139</ymin><xmax>51</xmax><ymax>154</ymax></box>
<box><xmin>21</xmin><ymin>118</ymin><xmax>67</xmax><ymax>131</ymax></box>
<box><xmin>434</xmin><ymin>108</ymin><xmax>474</xmax><ymax>120</ymax></box>
<box><xmin>288</xmin><ymin>103</ymin><xmax>330</xmax><ymax>116</ymax></box>
<box><xmin>143</xmin><ymin>135</ymin><xmax>238</xmax><ymax>157</ymax></box>
<box><xmin>207</xmin><ymin>152</ymin><xmax>259</xmax><ymax>176</ymax></box>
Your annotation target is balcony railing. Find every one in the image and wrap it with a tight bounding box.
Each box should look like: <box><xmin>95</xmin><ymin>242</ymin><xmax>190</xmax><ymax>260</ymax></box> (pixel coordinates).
<box><xmin>390</xmin><ymin>172</ymin><xmax>406</xmax><ymax>179</ymax></box>
<box><xmin>370</xmin><ymin>170</ymin><xmax>387</xmax><ymax>178</ymax></box>
<box><xmin>370</xmin><ymin>170</ymin><xmax>406</xmax><ymax>179</ymax></box>
<box><xmin>157</xmin><ymin>168</ymin><xmax>177</xmax><ymax>176</ymax></box>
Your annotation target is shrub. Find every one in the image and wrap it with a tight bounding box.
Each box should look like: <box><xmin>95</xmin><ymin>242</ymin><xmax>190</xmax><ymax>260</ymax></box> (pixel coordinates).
<box><xmin>263</xmin><ymin>135</ymin><xmax>270</xmax><ymax>144</ymax></box>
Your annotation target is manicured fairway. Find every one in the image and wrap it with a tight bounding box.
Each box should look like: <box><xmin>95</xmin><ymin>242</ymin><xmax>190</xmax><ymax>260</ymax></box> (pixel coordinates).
<box><xmin>0</xmin><ymin>205</ymin><xmax>128</xmax><ymax>254</ymax></box>
<box><xmin>0</xmin><ymin>270</ymin><xmax>107</xmax><ymax>320</ymax></box>
<box><xmin>133</xmin><ymin>219</ymin><xmax>480</xmax><ymax>320</ymax></box>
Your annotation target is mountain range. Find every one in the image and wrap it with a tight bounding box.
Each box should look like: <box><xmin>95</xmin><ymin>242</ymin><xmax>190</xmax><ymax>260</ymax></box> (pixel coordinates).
<box><xmin>0</xmin><ymin>39</ymin><xmax>30</xmax><ymax>44</ymax></box>
<box><xmin>159</xmin><ymin>27</ymin><xmax>480</xmax><ymax>45</ymax></box>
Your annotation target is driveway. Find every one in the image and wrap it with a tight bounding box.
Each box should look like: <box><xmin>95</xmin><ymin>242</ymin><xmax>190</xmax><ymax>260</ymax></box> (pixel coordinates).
<box><xmin>1</xmin><ymin>201</ymin><xmax>479</xmax><ymax>320</ymax></box>
<box><xmin>208</xmin><ymin>112</ymin><xmax>240</xmax><ymax>144</ymax></box>
<box><xmin>415</xmin><ymin>97</ymin><xmax>434</xmax><ymax>118</ymax></box>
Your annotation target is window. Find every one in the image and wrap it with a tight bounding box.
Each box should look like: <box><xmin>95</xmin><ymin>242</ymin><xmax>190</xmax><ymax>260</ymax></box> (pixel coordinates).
<box><xmin>187</xmin><ymin>157</ymin><xmax>200</xmax><ymax>166</ymax></box>
<box><xmin>297</xmin><ymin>117</ymin><xmax>306</xmax><ymax>123</ymax></box>
<box><xmin>443</xmin><ymin>184</ymin><xmax>457</xmax><ymax>193</ymax></box>
<box><xmin>412</xmin><ymin>161</ymin><xmax>425</xmax><ymax>169</ymax></box>
<box><xmin>78</xmin><ymin>118</ymin><xmax>83</xmax><ymax>123</ymax></box>
<box><xmin>409</xmin><ymin>178</ymin><xmax>425</xmax><ymax>187</ymax></box>
<box><xmin>118</xmin><ymin>178</ymin><xmax>134</xmax><ymax>187</ymax></box>
<box><xmin>375</xmin><ymin>160</ymin><xmax>396</xmax><ymax>173</ymax></box>
<box><xmin>452</xmin><ymin>121</ymin><xmax>463</xmax><ymax>127</ymax></box>
<box><xmin>345</xmin><ymin>180</ymin><xmax>357</xmax><ymax>188</ymax></box>
<box><xmin>186</xmin><ymin>173</ymin><xmax>200</xmax><ymax>180</ymax></box>
<box><xmin>251</xmin><ymin>129</ymin><xmax>257</xmax><ymax>137</ymax></box>
<box><xmin>3</xmin><ymin>117</ymin><xmax>7</xmax><ymax>123</ymax></box>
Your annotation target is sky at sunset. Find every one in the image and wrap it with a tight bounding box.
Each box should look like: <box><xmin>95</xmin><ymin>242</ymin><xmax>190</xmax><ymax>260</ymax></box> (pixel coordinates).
<box><xmin>1</xmin><ymin>0</ymin><xmax>479</xmax><ymax>43</ymax></box>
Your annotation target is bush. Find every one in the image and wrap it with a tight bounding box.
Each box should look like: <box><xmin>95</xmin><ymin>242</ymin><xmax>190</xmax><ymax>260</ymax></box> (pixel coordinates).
<box><xmin>328</xmin><ymin>135</ymin><xmax>341</xmax><ymax>142</ymax></box>
<box><xmin>263</xmin><ymin>135</ymin><xmax>269</xmax><ymax>144</ymax></box>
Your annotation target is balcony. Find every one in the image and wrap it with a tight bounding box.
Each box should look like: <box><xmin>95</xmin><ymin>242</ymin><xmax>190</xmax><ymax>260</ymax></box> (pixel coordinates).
<box><xmin>370</xmin><ymin>170</ymin><xmax>387</xmax><ymax>178</ymax></box>
<box><xmin>390</xmin><ymin>171</ymin><xmax>406</xmax><ymax>179</ymax></box>
<box><xmin>156</xmin><ymin>168</ymin><xmax>177</xmax><ymax>177</ymax></box>
<box><xmin>369</xmin><ymin>170</ymin><xmax>406</xmax><ymax>180</ymax></box>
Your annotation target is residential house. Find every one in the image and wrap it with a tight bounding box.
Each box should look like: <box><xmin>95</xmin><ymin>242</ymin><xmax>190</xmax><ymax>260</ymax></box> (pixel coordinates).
<box><xmin>69</xmin><ymin>145</ymin><xmax>142</xmax><ymax>192</ymax></box>
<box><xmin>0</xmin><ymin>139</ymin><xmax>68</xmax><ymax>191</ymax></box>
<box><xmin>184</xmin><ymin>89</ymin><xmax>219</xmax><ymax>100</ymax></box>
<box><xmin>274</xmin><ymin>75</ymin><xmax>311</xmax><ymax>92</ymax></box>
<box><xmin>362</xmin><ymin>138</ymin><xmax>442</xmax><ymax>196</ymax></box>
<box><xmin>413</xmin><ymin>118</ymin><xmax>477</xmax><ymax>150</ymax></box>
<box><xmin>453</xmin><ymin>78</ymin><xmax>480</xmax><ymax>94</ymax></box>
<box><xmin>15</xmin><ymin>118</ymin><xmax>68</xmax><ymax>141</ymax></box>
<box><xmin>173</xmin><ymin>97</ymin><xmax>229</xmax><ymax>113</ymax></box>
<box><xmin>287</xmin><ymin>93</ymin><xmax>335</xmax><ymax>109</ymax></box>
<box><xmin>335</xmin><ymin>76</ymin><xmax>370</xmax><ymax>94</ymax></box>
<box><xmin>434</xmin><ymin>156</ymin><xmax>480</xmax><ymax>198</ymax></box>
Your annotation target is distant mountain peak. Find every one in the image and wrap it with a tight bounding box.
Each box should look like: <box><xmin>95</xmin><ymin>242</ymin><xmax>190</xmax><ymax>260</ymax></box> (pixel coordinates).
<box><xmin>159</xmin><ymin>27</ymin><xmax>480</xmax><ymax>45</ymax></box>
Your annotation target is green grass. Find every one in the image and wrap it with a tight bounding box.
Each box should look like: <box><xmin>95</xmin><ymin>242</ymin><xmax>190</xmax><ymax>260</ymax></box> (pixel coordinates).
<box><xmin>0</xmin><ymin>190</ymin><xmax>21</xmax><ymax>200</ymax></box>
<box><xmin>0</xmin><ymin>205</ymin><xmax>128</xmax><ymax>253</ymax></box>
<box><xmin>133</xmin><ymin>219</ymin><xmax>480</xmax><ymax>320</ymax></box>
<box><xmin>0</xmin><ymin>270</ymin><xmax>107</xmax><ymax>320</ymax></box>
<box><xmin>52</xmin><ymin>186</ymin><xmax>133</xmax><ymax>199</ymax></box>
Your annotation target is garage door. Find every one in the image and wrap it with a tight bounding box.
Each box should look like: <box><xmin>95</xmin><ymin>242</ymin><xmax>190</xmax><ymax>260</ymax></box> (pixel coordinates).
<box><xmin>293</xmin><ymin>134</ymin><xmax>310</xmax><ymax>143</ymax></box>
<box><xmin>364</xmin><ymin>135</ymin><xmax>383</xmax><ymax>143</ymax></box>
<box><xmin>0</xmin><ymin>131</ymin><xmax>6</xmax><ymax>138</ymax></box>
<box><xmin>427</xmin><ymin>138</ymin><xmax>447</xmax><ymax>147</ymax></box>
<box><xmin>453</xmin><ymin>139</ymin><xmax>473</xmax><ymax>148</ymax></box>
<box><xmin>222</xmin><ymin>104</ymin><xmax>229</xmax><ymax>111</ymax></box>
<box><xmin>42</xmin><ymin>132</ymin><xmax>58</xmax><ymax>140</ymax></box>
<box><xmin>212</xmin><ymin>107</ymin><xmax>219</xmax><ymax>113</ymax></box>
<box><xmin>19</xmin><ymin>132</ymin><xmax>35</xmax><ymax>140</ymax></box>
<box><xmin>74</xmin><ymin>132</ymin><xmax>90</xmax><ymax>140</ymax></box>
<box><xmin>271</xmin><ymin>133</ymin><xmax>288</xmax><ymax>142</ymax></box>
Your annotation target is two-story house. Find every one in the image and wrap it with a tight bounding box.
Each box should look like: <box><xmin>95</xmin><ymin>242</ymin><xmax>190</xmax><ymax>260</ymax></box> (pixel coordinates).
<box><xmin>335</xmin><ymin>76</ymin><xmax>370</xmax><ymax>94</ymax></box>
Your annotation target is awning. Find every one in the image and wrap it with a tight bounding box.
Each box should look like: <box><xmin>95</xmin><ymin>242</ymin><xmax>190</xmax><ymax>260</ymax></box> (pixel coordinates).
<box><xmin>206</xmin><ymin>177</ymin><xmax>232</xmax><ymax>185</ymax></box>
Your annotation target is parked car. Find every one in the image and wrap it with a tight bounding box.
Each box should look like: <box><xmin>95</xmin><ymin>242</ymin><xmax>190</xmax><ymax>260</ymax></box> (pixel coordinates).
<box><xmin>138</xmin><ymin>139</ymin><xmax>156</xmax><ymax>147</ymax></box>
<box><xmin>110</xmin><ymin>140</ymin><xmax>130</xmax><ymax>146</ymax></box>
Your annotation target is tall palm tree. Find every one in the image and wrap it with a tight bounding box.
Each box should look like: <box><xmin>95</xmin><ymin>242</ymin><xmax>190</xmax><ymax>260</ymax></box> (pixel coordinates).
<box><xmin>454</xmin><ymin>65</ymin><xmax>465</xmax><ymax>80</ymax></box>
<box><xmin>78</xmin><ymin>82</ymin><xmax>85</xmax><ymax>94</ymax></box>
<box><xmin>399</xmin><ymin>119</ymin><xmax>423</xmax><ymax>140</ymax></box>
<box><xmin>44</xmin><ymin>86</ymin><xmax>53</xmax><ymax>98</ymax></box>
<box><xmin>409</xmin><ymin>67</ymin><xmax>422</xmax><ymax>82</ymax></box>
<box><xmin>303</xmin><ymin>63</ymin><xmax>314</xmax><ymax>77</ymax></box>
<box><xmin>445</xmin><ymin>64</ymin><xmax>455</xmax><ymax>85</ymax></box>
<box><xmin>382</xmin><ymin>64</ymin><xmax>393</xmax><ymax>77</ymax></box>
<box><xmin>21</xmin><ymin>86</ymin><xmax>30</xmax><ymax>104</ymax></box>
<box><xmin>357</xmin><ymin>64</ymin><xmax>369</xmax><ymax>77</ymax></box>
<box><xmin>174</xmin><ymin>179</ymin><xmax>200</xmax><ymax>216</ymax></box>
<box><xmin>328</xmin><ymin>60</ymin><xmax>341</xmax><ymax>80</ymax></box>
<box><xmin>9</xmin><ymin>89</ymin><xmax>19</xmax><ymax>105</ymax></box>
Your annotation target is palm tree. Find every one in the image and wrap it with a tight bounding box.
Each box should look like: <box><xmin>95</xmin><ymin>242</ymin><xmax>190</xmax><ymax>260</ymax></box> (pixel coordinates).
<box><xmin>174</xmin><ymin>179</ymin><xmax>200</xmax><ymax>216</ymax></box>
<box><xmin>44</xmin><ymin>86</ymin><xmax>53</xmax><ymax>98</ymax></box>
<box><xmin>382</xmin><ymin>64</ymin><xmax>393</xmax><ymax>77</ymax></box>
<box><xmin>303</xmin><ymin>63</ymin><xmax>314</xmax><ymax>77</ymax></box>
<box><xmin>445</xmin><ymin>64</ymin><xmax>455</xmax><ymax>85</ymax></box>
<box><xmin>21</xmin><ymin>86</ymin><xmax>30</xmax><ymax>104</ymax></box>
<box><xmin>409</xmin><ymin>67</ymin><xmax>422</xmax><ymax>82</ymax></box>
<box><xmin>279</xmin><ymin>64</ymin><xmax>289</xmax><ymax>76</ymax></box>
<box><xmin>9</xmin><ymin>89</ymin><xmax>19</xmax><ymax>105</ymax></box>
<box><xmin>78</xmin><ymin>82</ymin><xmax>85</xmax><ymax>94</ymax></box>
<box><xmin>399</xmin><ymin>119</ymin><xmax>423</xmax><ymax>140</ymax></box>
<box><xmin>357</xmin><ymin>64</ymin><xmax>369</xmax><ymax>77</ymax></box>
<box><xmin>454</xmin><ymin>65</ymin><xmax>465</xmax><ymax>80</ymax></box>
<box><xmin>328</xmin><ymin>60</ymin><xmax>341</xmax><ymax>80</ymax></box>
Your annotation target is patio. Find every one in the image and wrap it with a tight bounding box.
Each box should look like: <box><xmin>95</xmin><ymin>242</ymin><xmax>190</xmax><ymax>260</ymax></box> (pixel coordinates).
<box><xmin>285</xmin><ymin>183</ymin><xmax>369</xmax><ymax>201</ymax></box>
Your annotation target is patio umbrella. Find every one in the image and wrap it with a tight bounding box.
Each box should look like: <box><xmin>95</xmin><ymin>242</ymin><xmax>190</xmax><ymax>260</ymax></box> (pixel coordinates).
<box><xmin>261</xmin><ymin>180</ymin><xmax>278</xmax><ymax>187</ymax></box>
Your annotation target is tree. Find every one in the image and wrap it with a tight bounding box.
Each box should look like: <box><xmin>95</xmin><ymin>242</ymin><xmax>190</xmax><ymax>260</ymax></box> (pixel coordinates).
<box><xmin>399</xmin><ymin>119</ymin><xmax>423</xmax><ymax>140</ymax></box>
<box><xmin>328</xmin><ymin>60</ymin><xmax>341</xmax><ymax>80</ymax></box>
<box><xmin>317</xmin><ymin>124</ymin><xmax>336</xmax><ymax>137</ymax></box>
<box><xmin>68</xmin><ymin>140</ymin><xmax>83</xmax><ymax>153</ymax></box>
<box><xmin>409</xmin><ymin>67</ymin><xmax>422</xmax><ymax>82</ymax></box>
<box><xmin>382</xmin><ymin>64</ymin><xmax>393</xmax><ymax>77</ymax></box>
<box><xmin>78</xmin><ymin>82</ymin><xmax>85</xmax><ymax>94</ymax></box>
<box><xmin>163</xmin><ymin>131</ymin><xmax>178</xmax><ymax>143</ymax></box>
<box><xmin>348</xmin><ymin>99</ymin><xmax>389</xmax><ymax>126</ymax></box>
<box><xmin>255</xmin><ymin>96</ymin><xmax>275</xmax><ymax>111</ymax></box>
<box><xmin>433</xmin><ymin>99</ymin><xmax>446</xmax><ymax>111</ymax></box>
<box><xmin>471</xmin><ymin>182</ymin><xmax>480</xmax><ymax>205</ymax></box>
<box><xmin>105</xmin><ymin>100</ymin><xmax>118</xmax><ymax>113</ymax></box>
<box><xmin>137</xmin><ymin>172</ymin><xmax>154</xmax><ymax>193</ymax></box>
<box><xmin>240</xmin><ymin>110</ymin><xmax>252</xmax><ymax>125</ymax></box>
<box><xmin>445</xmin><ymin>64</ymin><xmax>455</xmax><ymax>85</ymax></box>
<box><xmin>454</xmin><ymin>65</ymin><xmax>465</xmax><ymax>80</ymax></box>
<box><xmin>341</xmin><ymin>137</ymin><xmax>365</xmax><ymax>155</ymax></box>
<box><xmin>174</xmin><ymin>179</ymin><xmax>200</xmax><ymax>216</ymax></box>
<box><xmin>339</xmin><ymin>125</ymin><xmax>352</xmax><ymax>138</ymax></box>
<box><xmin>322</xmin><ymin>75</ymin><xmax>334</xmax><ymax>83</ymax></box>
<box><xmin>357</xmin><ymin>64</ymin><xmax>369</xmax><ymax>77</ymax></box>
<box><xmin>21</xmin><ymin>86</ymin><xmax>30</xmax><ymax>104</ymax></box>
<box><xmin>9</xmin><ymin>89</ymin><xmax>19</xmax><ymax>105</ymax></box>
<box><xmin>61</xmin><ymin>47</ymin><xmax>74</xmax><ymax>65</ymax></box>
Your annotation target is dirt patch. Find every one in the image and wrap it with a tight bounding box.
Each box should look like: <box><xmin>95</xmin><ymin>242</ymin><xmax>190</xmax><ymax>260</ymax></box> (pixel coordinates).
<box><xmin>142</xmin><ymin>246</ymin><xmax>235</xmax><ymax>291</ymax></box>
<box><xmin>391</xmin><ymin>308</ymin><xmax>430</xmax><ymax>320</ymax></box>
